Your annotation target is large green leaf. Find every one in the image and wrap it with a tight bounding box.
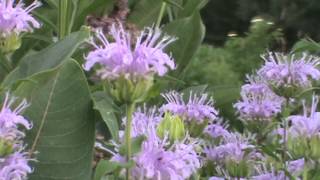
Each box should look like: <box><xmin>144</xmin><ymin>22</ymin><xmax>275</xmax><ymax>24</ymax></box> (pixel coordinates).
<box><xmin>178</xmin><ymin>0</ymin><xmax>208</xmax><ymax>18</ymax></box>
<box><xmin>14</xmin><ymin>60</ymin><xmax>94</xmax><ymax>180</ymax></box>
<box><xmin>164</xmin><ymin>12</ymin><xmax>205</xmax><ymax>76</ymax></box>
<box><xmin>92</xmin><ymin>91</ymin><xmax>119</xmax><ymax>141</ymax></box>
<box><xmin>2</xmin><ymin>28</ymin><xmax>90</xmax><ymax>87</ymax></box>
<box><xmin>128</xmin><ymin>0</ymin><xmax>162</xmax><ymax>28</ymax></box>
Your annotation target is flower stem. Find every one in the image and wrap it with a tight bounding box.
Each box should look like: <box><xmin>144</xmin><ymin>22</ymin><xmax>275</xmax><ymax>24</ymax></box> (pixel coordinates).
<box><xmin>156</xmin><ymin>2</ymin><xmax>167</xmax><ymax>28</ymax></box>
<box><xmin>125</xmin><ymin>103</ymin><xmax>135</xmax><ymax>180</ymax></box>
<box><xmin>283</xmin><ymin>118</ymin><xmax>287</xmax><ymax>165</ymax></box>
<box><xmin>303</xmin><ymin>159</ymin><xmax>308</xmax><ymax>180</ymax></box>
<box><xmin>58</xmin><ymin>0</ymin><xmax>69</xmax><ymax>39</ymax></box>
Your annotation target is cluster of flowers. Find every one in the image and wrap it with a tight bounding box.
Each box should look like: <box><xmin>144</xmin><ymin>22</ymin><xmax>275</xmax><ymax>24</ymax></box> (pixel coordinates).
<box><xmin>106</xmin><ymin>88</ymin><xmax>219</xmax><ymax>179</ymax></box>
<box><xmin>231</xmin><ymin>52</ymin><xmax>320</xmax><ymax>179</ymax></box>
<box><xmin>235</xmin><ymin>52</ymin><xmax>320</xmax><ymax>122</ymax></box>
<box><xmin>85</xmin><ymin>17</ymin><xmax>320</xmax><ymax>179</ymax></box>
<box><xmin>204</xmin><ymin>122</ymin><xmax>306</xmax><ymax>179</ymax></box>
<box><xmin>0</xmin><ymin>93</ymin><xmax>32</xmax><ymax>179</ymax></box>
<box><xmin>112</xmin><ymin>106</ymin><xmax>201</xmax><ymax>179</ymax></box>
<box><xmin>106</xmin><ymin>87</ymin><xmax>308</xmax><ymax>179</ymax></box>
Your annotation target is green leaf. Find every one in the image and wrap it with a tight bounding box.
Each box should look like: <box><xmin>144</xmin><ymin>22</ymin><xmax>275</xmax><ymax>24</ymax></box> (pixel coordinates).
<box><xmin>2</xmin><ymin>28</ymin><xmax>90</xmax><ymax>87</ymax></box>
<box><xmin>128</xmin><ymin>0</ymin><xmax>162</xmax><ymax>28</ymax></box>
<box><xmin>47</xmin><ymin>0</ymin><xmax>58</xmax><ymax>9</ymax></box>
<box><xmin>164</xmin><ymin>12</ymin><xmax>205</xmax><ymax>76</ymax></box>
<box><xmin>181</xmin><ymin>85</ymin><xmax>208</xmax><ymax>101</ymax></box>
<box><xmin>14</xmin><ymin>60</ymin><xmax>94</xmax><ymax>180</ymax></box>
<box><xmin>178</xmin><ymin>0</ymin><xmax>209</xmax><ymax>18</ymax></box>
<box><xmin>94</xmin><ymin>160</ymin><xmax>135</xmax><ymax>180</ymax></box>
<box><xmin>94</xmin><ymin>160</ymin><xmax>120</xmax><ymax>180</ymax></box>
<box><xmin>119</xmin><ymin>135</ymin><xmax>146</xmax><ymax>156</ymax></box>
<box><xmin>181</xmin><ymin>85</ymin><xmax>208</xmax><ymax>95</ymax></box>
<box><xmin>33</xmin><ymin>11</ymin><xmax>58</xmax><ymax>32</ymax></box>
<box><xmin>292</xmin><ymin>38</ymin><xmax>320</xmax><ymax>54</ymax></box>
<box><xmin>163</xmin><ymin>0</ymin><xmax>183</xmax><ymax>9</ymax></box>
<box><xmin>92</xmin><ymin>91</ymin><xmax>119</xmax><ymax>141</ymax></box>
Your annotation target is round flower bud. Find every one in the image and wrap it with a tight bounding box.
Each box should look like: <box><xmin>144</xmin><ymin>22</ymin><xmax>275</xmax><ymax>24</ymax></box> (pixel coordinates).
<box><xmin>109</xmin><ymin>76</ymin><xmax>153</xmax><ymax>104</ymax></box>
<box><xmin>0</xmin><ymin>33</ymin><xmax>21</xmax><ymax>53</ymax></box>
<box><xmin>157</xmin><ymin>113</ymin><xmax>185</xmax><ymax>142</ymax></box>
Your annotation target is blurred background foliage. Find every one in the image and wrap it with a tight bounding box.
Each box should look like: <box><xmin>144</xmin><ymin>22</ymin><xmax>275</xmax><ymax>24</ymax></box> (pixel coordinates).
<box><xmin>203</xmin><ymin>0</ymin><xmax>320</xmax><ymax>48</ymax></box>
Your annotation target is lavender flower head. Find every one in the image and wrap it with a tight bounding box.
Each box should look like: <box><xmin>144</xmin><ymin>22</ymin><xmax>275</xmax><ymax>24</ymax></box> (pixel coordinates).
<box><xmin>133</xmin><ymin>139</ymin><xmax>200</xmax><ymax>180</ymax></box>
<box><xmin>288</xmin><ymin>95</ymin><xmax>320</xmax><ymax>138</ymax></box>
<box><xmin>252</xmin><ymin>159</ymin><xmax>304</xmax><ymax>180</ymax></box>
<box><xmin>0</xmin><ymin>93</ymin><xmax>33</xmax><ymax>180</ymax></box>
<box><xmin>234</xmin><ymin>75</ymin><xmax>284</xmax><ymax>121</ymax></box>
<box><xmin>0</xmin><ymin>93</ymin><xmax>31</xmax><ymax>142</ymax></box>
<box><xmin>84</xmin><ymin>24</ymin><xmax>176</xmax><ymax>80</ymax></box>
<box><xmin>0</xmin><ymin>152</ymin><xmax>32</xmax><ymax>180</ymax></box>
<box><xmin>205</xmin><ymin>133</ymin><xmax>260</xmax><ymax>164</ymax></box>
<box><xmin>258</xmin><ymin>52</ymin><xmax>320</xmax><ymax>89</ymax></box>
<box><xmin>119</xmin><ymin>106</ymin><xmax>161</xmax><ymax>140</ymax></box>
<box><xmin>0</xmin><ymin>0</ymin><xmax>41</xmax><ymax>36</ymax></box>
<box><xmin>287</xmin><ymin>158</ymin><xmax>304</xmax><ymax>176</ymax></box>
<box><xmin>204</xmin><ymin>119</ymin><xmax>231</xmax><ymax>139</ymax></box>
<box><xmin>113</xmin><ymin>107</ymin><xmax>201</xmax><ymax>179</ymax></box>
<box><xmin>160</xmin><ymin>91</ymin><xmax>218</xmax><ymax>124</ymax></box>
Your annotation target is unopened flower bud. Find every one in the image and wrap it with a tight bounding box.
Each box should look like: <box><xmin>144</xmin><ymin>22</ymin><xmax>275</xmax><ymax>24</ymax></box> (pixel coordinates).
<box><xmin>0</xmin><ymin>33</ymin><xmax>21</xmax><ymax>54</ymax></box>
<box><xmin>157</xmin><ymin>113</ymin><xmax>185</xmax><ymax>142</ymax></box>
<box><xmin>109</xmin><ymin>76</ymin><xmax>153</xmax><ymax>104</ymax></box>
<box><xmin>287</xmin><ymin>136</ymin><xmax>309</xmax><ymax>159</ymax></box>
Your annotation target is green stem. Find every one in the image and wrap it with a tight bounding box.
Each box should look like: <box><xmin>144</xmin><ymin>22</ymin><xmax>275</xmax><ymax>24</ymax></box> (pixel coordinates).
<box><xmin>58</xmin><ymin>0</ymin><xmax>69</xmax><ymax>39</ymax></box>
<box><xmin>283</xmin><ymin>118</ymin><xmax>287</xmax><ymax>167</ymax></box>
<box><xmin>282</xmin><ymin>100</ymin><xmax>290</xmax><ymax>173</ymax></box>
<box><xmin>125</xmin><ymin>103</ymin><xmax>135</xmax><ymax>180</ymax></box>
<box><xmin>156</xmin><ymin>2</ymin><xmax>167</xmax><ymax>28</ymax></box>
<box><xmin>303</xmin><ymin>159</ymin><xmax>308</xmax><ymax>180</ymax></box>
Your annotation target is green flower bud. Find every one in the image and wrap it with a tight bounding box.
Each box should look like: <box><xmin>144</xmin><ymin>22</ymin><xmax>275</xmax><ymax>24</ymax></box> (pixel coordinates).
<box><xmin>226</xmin><ymin>159</ymin><xmax>251</xmax><ymax>178</ymax></box>
<box><xmin>288</xmin><ymin>136</ymin><xmax>309</xmax><ymax>159</ymax></box>
<box><xmin>0</xmin><ymin>139</ymin><xmax>14</xmax><ymax>157</ymax></box>
<box><xmin>157</xmin><ymin>113</ymin><xmax>185</xmax><ymax>142</ymax></box>
<box><xmin>109</xmin><ymin>76</ymin><xmax>153</xmax><ymax>104</ymax></box>
<box><xmin>287</xmin><ymin>135</ymin><xmax>320</xmax><ymax>160</ymax></box>
<box><xmin>0</xmin><ymin>33</ymin><xmax>21</xmax><ymax>54</ymax></box>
